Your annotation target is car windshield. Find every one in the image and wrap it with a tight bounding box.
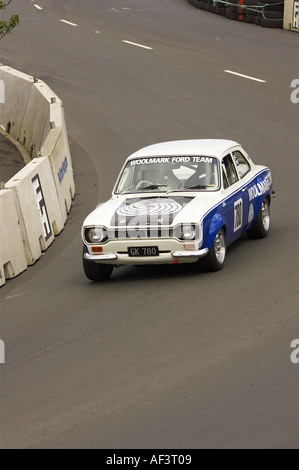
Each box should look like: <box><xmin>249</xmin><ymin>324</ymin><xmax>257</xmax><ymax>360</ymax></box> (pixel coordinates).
<box><xmin>114</xmin><ymin>156</ymin><xmax>219</xmax><ymax>194</ymax></box>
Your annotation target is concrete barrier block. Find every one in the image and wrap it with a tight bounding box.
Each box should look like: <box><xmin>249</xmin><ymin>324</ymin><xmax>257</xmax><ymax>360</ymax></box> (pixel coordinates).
<box><xmin>41</xmin><ymin>128</ymin><xmax>75</xmax><ymax>220</ymax></box>
<box><xmin>0</xmin><ymin>65</ymin><xmax>34</xmax><ymax>140</ymax></box>
<box><xmin>0</xmin><ymin>188</ymin><xmax>28</xmax><ymax>285</ymax></box>
<box><xmin>60</xmin><ymin>123</ymin><xmax>76</xmax><ymax>212</ymax></box>
<box><xmin>0</xmin><ymin>64</ymin><xmax>76</xmax><ymax>283</ymax></box>
<box><xmin>5</xmin><ymin>157</ymin><xmax>65</xmax><ymax>265</ymax></box>
<box><xmin>19</xmin><ymin>83</ymin><xmax>51</xmax><ymax>158</ymax></box>
<box><xmin>49</xmin><ymin>100</ymin><xmax>64</xmax><ymax>129</ymax></box>
<box><xmin>38</xmin><ymin>83</ymin><xmax>63</xmax><ymax>148</ymax></box>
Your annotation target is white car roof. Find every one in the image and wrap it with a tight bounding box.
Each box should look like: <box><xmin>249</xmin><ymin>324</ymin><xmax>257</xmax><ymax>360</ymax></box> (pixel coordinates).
<box><xmin>126</xmin><ymin>139</ymin><xmax>241</xmax><ymax>161</ymax></box>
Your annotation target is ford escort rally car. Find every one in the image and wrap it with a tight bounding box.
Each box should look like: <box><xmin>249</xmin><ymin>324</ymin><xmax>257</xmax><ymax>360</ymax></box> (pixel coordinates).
<box><xmin>81</xmin><ymin>139</ymin><xmax>273</xmax><ymax>281</ymax></box>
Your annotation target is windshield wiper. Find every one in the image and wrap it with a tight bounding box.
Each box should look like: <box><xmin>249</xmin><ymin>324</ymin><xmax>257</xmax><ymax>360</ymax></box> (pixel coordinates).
<box><xmin>183</xmin><ymin>184</ymin><xmax>208</xmax><ymax>190</ymax></box>
<box><xmin>120</xmin><ymin>184</ymin><xmax>168</xmax><ymax>195</ymax></box>
<box><xmin>138</xmin><ymin>184</ymin><xmax>168</xmax><ymax>190</ymax></box>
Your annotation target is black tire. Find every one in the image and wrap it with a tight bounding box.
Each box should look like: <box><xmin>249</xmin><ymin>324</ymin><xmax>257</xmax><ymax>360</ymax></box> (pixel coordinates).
<box><xmin>263</xmin><ymin>11</ymin><xmax>284</xmax><ymax>19</ymax></box>
<box><xmin>245</xmin><ymin>0</ymin><xmax>257</xmax><ymax>20</ymax></box>
<box><xmin>226</xmin><ymin>7</ymin><xmax>231</xmax><ymax>18</ymax></box>
<box><xmin>247</xmin><ymin>198</ymin><xmax>270</xmax><ymax>239</ymax></box>
<box><xmin>215</xmin><ymin>6</ymin><xmax>225</xmax><ymax>15</ymax></box>
<box><xmin>230</xmin><ymin>12</ymin><xmax>239</xmax><ymax>20</ymax></box>
<box><xmin>261</xmin><ymin>18</ymin><xmax>283</xmax><ymax>28</ymax></box>
<box><xmin>258</xmin><ymin>0</ymin><xmax>284</xmax><ymax>8</ymax></box>
<box><xmin>245</xmin><ymin>14</ymin><xmax>256</xmax><ymax>23</ymax></box>
<box><xmin>255</xmin><ymin>14</ymin><xmax>262</xmax><ymax>25</ymax></box>
<box><xmin>203</xmin><ymin>228</ymin><xmax>226</xmax><ymax>272</ymax></box>
<box><xmin>83</xmin><ymin>249</ymin><xmax>114</xmax><ymax>281</ymax></box>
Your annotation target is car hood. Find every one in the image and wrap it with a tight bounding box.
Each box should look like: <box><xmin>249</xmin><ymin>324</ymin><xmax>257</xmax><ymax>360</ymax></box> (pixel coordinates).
<box><xmin>83</xmin><ymin>192</ymin><xmax>221</xmax><ymax>227</ymax></box>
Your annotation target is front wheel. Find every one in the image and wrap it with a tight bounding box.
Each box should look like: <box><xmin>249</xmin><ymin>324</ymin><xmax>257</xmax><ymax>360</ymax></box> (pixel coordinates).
<box><xmin>83</xmin><ymin>249</ymin><xmax>113</xmax><ymax>281</ymax></box>
<box><xmin>203</xmin><ymin>228</ymin><xmax>226</xmax><ymax>272</ymax></box>
<box><xmin>247</xmin><ymin>198</ymin><xmax>270</xmax><ymax>239</ymax></box>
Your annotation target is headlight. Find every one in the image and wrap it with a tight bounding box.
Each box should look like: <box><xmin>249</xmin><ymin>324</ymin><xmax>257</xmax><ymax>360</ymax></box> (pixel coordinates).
<box><xmin>181</xmin><ymin>224</ymin><xmax>196</xmax><ymax>240</ymax></box>
<box><xmin>85</xmin><ymin>227</ymin><xmax>107</xmax><ymax>243</ymax></box>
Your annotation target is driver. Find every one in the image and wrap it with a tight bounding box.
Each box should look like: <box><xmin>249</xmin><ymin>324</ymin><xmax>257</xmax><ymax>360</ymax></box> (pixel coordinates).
<box><xmin>136</xmin><ymin>165</ymin><xmax>165</xmax><ymax>189</ymax></box>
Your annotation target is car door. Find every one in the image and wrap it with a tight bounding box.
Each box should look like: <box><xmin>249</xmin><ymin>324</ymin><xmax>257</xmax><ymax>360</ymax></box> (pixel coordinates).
<box><xmin>221</xmin><ymin>152</ymin><xmax>249</xmax><ymax>244</ymax></box>
<box><xmin>231</xmin><ymin>149</ymin><xmax>253</xmax><ymax>230</ymax></box>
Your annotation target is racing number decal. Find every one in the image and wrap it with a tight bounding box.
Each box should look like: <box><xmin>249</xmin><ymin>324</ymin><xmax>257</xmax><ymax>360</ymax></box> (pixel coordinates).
<box><xmin>234</xmin><ymin>198</ymin><xmax>243</xmax><ymax>232</ymax></box>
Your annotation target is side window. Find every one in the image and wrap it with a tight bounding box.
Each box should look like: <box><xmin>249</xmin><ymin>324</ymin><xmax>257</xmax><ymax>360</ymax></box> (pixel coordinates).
<box><xmin>115</xmin><ymin>166</ymin><xmax>133</xmax><ymax>192</ymax></box>
<box><xmin>222</xmin><ymin>166</ymin><xmax>229</xmax><ymax>189</ymax></box>
<box><xmin>222</xmin><ymin>154</ymin><xmax>238</xmax><ymax>187</ymax></box>
<box><xmin>232</xmin><ymin>150</ymin><xmax>251</xmax><ymax>178</ymax></box>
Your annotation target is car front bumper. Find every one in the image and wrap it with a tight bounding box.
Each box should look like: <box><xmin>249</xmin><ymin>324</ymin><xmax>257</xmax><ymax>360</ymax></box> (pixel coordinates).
<box><xmin>83</xmin><ymin>242</ymin><xmax>209</xmax><ymax>265</ymax></box>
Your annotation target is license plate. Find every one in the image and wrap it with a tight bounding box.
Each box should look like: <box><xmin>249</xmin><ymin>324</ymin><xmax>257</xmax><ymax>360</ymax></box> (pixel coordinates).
<box><xmin>128</xmin><ymin>246</ymin><xmax>159</xmax><ymax>257</ymax></box>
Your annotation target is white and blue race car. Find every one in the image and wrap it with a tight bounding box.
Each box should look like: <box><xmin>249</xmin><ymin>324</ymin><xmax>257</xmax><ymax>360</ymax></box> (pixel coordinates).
<box><xmin>81</xmin><ymin>139</ymin><xmax>273</xmax><ymax>281</ymax></box>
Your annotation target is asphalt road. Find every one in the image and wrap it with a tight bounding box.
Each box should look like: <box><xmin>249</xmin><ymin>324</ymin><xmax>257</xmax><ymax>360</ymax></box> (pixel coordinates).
<box><xmin>0</xmin><ymin>0</ymin><xmax>299</xmax><ymax>449</ymax></box>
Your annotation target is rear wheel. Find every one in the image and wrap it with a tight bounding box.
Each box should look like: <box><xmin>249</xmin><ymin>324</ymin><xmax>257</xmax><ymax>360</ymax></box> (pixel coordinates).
<box><xmin>247</xmin><ymin>198</ymin><xmax>270</xmax><ymax>239</ymax></box>
<box><xmin>83</xmin><ymin>249</ymin><xmax>113</xmax><ymax>281</ymax></box>
<box><xmin>203</xmin><ymin>228</ymin><xmax>226</xmax><ymax>271</ymax></box>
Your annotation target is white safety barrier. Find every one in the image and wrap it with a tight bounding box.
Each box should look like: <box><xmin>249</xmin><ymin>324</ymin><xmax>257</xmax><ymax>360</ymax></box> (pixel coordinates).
<box><xmin>284</xmin><ymin>0</ymin><xmax>299</xmax><ymax>31</ymax></box>
<box><xmin>41</xmin><ymin>126</ymin><xmax>74</xmax><ymax>219</ymax></box>
<box><xmin>4</xmin><ymin>157</ymin><xmax>65</xmax><ymax>264</ymax></box>
<box><xmin>0</xmin><ymin>188</ymin><xmax>27</xmax><ymax>286</ymax></box>
<box><xmin>0</xmin><ymin>66</ymin><xmax>33</xmax><ymax>141</ymax></box>
<box><xmin>0</xmin><ymin>65</ymin><xmax>75</xmax><ymax>285</ymax></box>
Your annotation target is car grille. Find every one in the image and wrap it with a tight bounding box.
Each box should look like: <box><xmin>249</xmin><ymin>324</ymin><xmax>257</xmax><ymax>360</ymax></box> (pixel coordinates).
<box><xmin>107</xmin><ymin>227</ymin><xmax>174</xmax><ymax>239</ymax></box>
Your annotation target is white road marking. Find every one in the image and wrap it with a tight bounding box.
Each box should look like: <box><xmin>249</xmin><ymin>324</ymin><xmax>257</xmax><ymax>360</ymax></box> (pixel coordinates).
<box><xmin>60</xmin><ymin>19</ymin><xmax>78</xmax><ymax>27</ymax></box>
<box><xmin>122</xmin><ymin>40</ymin><xmax>152</xmax><ymax>50</ymax></box>
<box><xmin>34</xmin><ymin>4</ymin><xmax>43</xmax><ymax>10</ymax></box>
<box><xmin>224</xmin><ymin>70</ymin><xmax>266</xmax><ymax>83</ymax></box>
<box><xmin>5</xmin><ymin>293</ymin><xmax>29</xmax><ymax>299</ymax></box>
